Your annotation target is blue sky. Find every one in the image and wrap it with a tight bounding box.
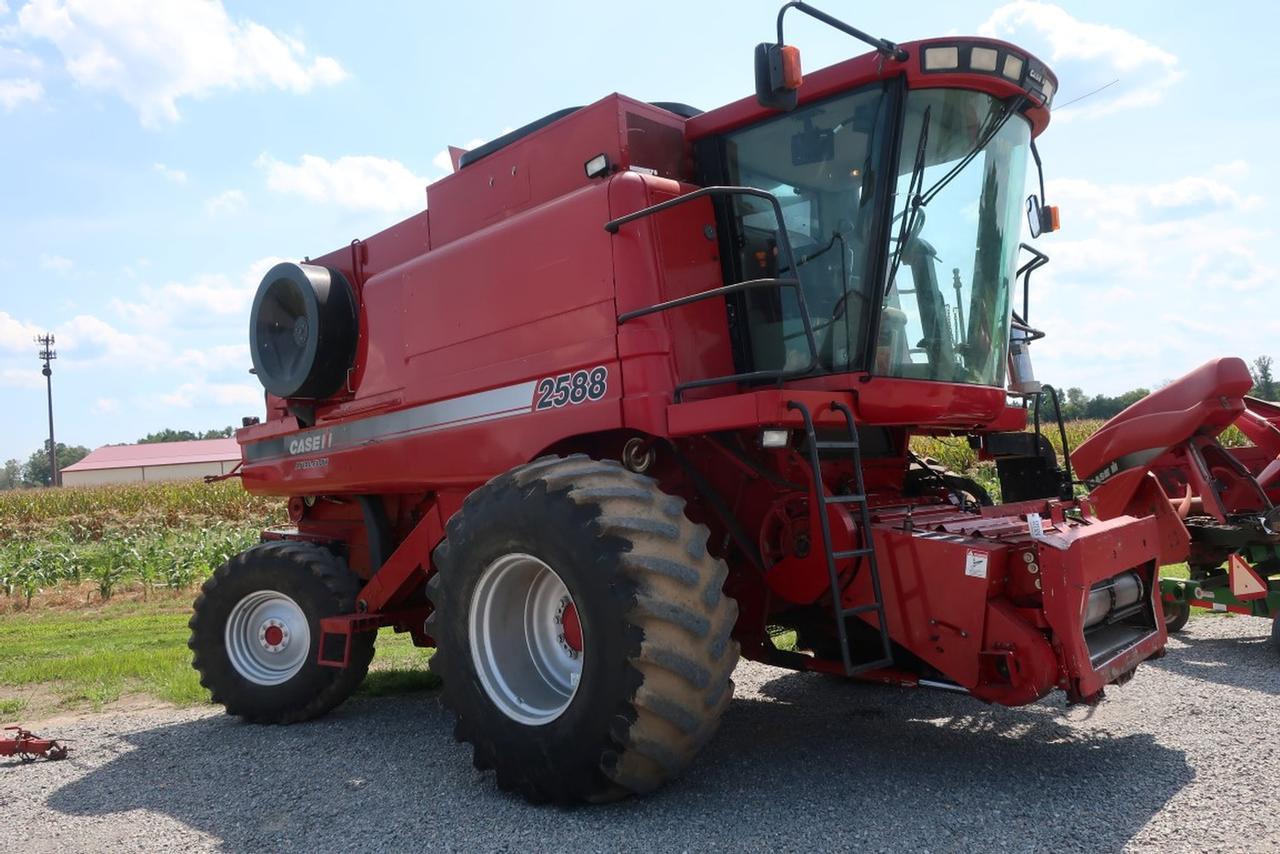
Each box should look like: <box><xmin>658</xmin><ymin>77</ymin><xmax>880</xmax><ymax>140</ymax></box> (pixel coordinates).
<box><xmin>1</xmin><ymin>0</ymin><xmax>1277</xmax><ymax>461</ymax></box>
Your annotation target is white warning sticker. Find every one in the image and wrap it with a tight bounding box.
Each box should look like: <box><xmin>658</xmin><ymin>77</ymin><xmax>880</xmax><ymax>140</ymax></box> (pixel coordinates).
<box><xmin>964</xmin><ymin>550</ymin><xmax>989</xmax><ymax>579</ymax></box>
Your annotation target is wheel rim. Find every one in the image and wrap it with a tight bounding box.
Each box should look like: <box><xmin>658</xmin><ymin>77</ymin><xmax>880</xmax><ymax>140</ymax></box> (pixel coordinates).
<box><xmin>468</xmin><ymin>553</ymin><xmax>583</xmax><ymax>725</ymax></box>
<box><xmin>1163</xmin><ymin>600</ymin><xmax>1187</xmax><ymax>627</ymax></box>
<box><xmin>225</xmin><ymin>590</ymin><xmax>311</xmax><ymax>686</ymax></box>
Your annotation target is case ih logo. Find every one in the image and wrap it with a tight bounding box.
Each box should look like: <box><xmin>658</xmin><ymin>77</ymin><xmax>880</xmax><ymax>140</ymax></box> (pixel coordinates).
<box><xmin>289</xmin><ymin>431</ymin><xmax>333</xmax><ymax>455</ymax></box>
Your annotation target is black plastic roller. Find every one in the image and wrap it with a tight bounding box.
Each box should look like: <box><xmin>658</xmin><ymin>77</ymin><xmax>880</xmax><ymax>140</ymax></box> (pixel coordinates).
<box><xmin>249</xmin><ymin>262</ymin><xmax>357</xmax><ymax>400</ymax></box>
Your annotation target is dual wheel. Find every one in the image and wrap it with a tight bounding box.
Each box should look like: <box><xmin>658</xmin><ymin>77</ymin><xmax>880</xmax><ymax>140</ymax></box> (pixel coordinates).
<box><xmin>190</xmin><ymin>455</ymin><xmax>739</xmax><ymax>803</ymax></box>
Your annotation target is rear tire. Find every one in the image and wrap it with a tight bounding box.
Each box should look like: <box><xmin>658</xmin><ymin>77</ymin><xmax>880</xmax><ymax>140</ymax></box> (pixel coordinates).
<box><xmin>189</xmin><ymin>541</ymin><xmax>374</xmax><ymax>724</ymax></box>
<box><xmin>1162</xmin><ymin>597</ymin><xmax>1191</xmax><ymax>633</ymax></box>
<box><xmin>1270</xmin><ymin>615</ymin><xmax>1280</xmax><ymax>655</ymax></box>
<box><xmin>427</xmin><ymin>454</ymin><xmax>739</xmax><ymax>804</ymax></box>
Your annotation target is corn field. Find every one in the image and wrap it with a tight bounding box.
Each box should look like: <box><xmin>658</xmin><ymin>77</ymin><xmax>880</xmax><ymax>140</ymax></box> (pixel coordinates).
<box><xmin>910</xmin><ymin>419</ymin><xmax>1253</xmax><ymax>501</ymax></box>
<box><xmin>0</xmin><ymin>418</ymin><xmax>1257</xmax><ymax>608</ymax></box>
<box><xmin>0</xmin><ymin>480</ymin><xmax>284</xmax><ymax>608</ymax></box>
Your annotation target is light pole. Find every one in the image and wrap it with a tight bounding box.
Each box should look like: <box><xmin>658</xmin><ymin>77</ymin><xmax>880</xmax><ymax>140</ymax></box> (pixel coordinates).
<box><xmin>35</xmin><ymin>334</ymin><xmax>58</xmax><ymax>487</ymax></box>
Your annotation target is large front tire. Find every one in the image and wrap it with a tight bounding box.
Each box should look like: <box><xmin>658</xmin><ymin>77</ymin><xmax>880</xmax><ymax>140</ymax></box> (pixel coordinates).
<box><xmin>189</xmin><ymin>541</ymin><xmax>375</xmax><ymax>724</ymax></box>
<box><xmin>427</xmin><ymin>455</ymin><xmax>739</xmax><ymax>804</ymax></box>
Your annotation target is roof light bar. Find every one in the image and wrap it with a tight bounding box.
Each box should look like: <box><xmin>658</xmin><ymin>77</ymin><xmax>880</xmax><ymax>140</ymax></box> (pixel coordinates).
<box><xmin>923</xmin><ymin>46</ymin><xmax>959</xmax><ymax>71</ymax></box>
<box><xmin>918</xmin><ymin>40</ymin><xmax>1056</xmax><ymax>109</ymax></box>
<box><xmin>970</xmin><ymin>46</ymin><xmax>998</xmax><ymax>72</ymax></box>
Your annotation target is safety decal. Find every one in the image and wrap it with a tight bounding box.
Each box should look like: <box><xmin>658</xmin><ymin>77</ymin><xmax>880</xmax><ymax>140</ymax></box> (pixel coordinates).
<box><xmin>964</xmin><ymin>550</ymin><xmax>989</xmax><ymax>579</ymax></box>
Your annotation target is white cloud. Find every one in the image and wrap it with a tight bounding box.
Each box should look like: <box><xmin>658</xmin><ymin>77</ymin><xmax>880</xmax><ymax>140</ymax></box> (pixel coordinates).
<box><xmin>14</xmin><ymin>0</ymin><xmax>347</xmax><ymax>126</ymax></box>
<box><xmin>39</xmin><ymin>253</ymin><xmax>73</xmax><ymax>273</ymax></box>
<box><xmin>1024</xmin><ymin>163</ymin><xmax>1277</xmax><ymax>394</ymax></box>
<box><xmin>0</xmin><ymin>76</ymin><xmax>41</xmax><ymax>109</ymax></box>
<box><xmin>162</xmin><ymin>381</ymin><xmax>260</xmax><ymax>409</ymax></box>
<box><xmin>92</xmin><ymin>397</ymin><xmax>119</xmax><ymax>414</ymax></box>
<box><xmin>175</xmin><ymin>344</ymin><xmax>248</xmax><ymax>373</ymax></box>
<box><xmin>153</xmin><ymin>162</ymin><xmax>187</xmax><ymax>184</ymax></box>
<box><xmin>258</xmin><ymin>153</ymin><xmax>426</xmax><ymax>212</ymax></box>
<box><xmin>0</xmin><ymin>46</ymin><xmax>42</xmax><ymax>73</ymax></box>
<box><xmin>979</xmin><ymin>2</ymin><xmax>1180</xmax><ymax>118</ymax></box>
<box><xmin>112</xmin><ymin>256</ymin><xmax>284</xmax><ymax>328</ymax></box>
<box><xmin>0</xmin><ymin>311</ymin><xmax>41</xmax><ymax>351</ymax></box>
<box><xmin>0</xmin><ymin>2</ymin><xmax>10</xmax><ymax>15</ymax></box>
<box><xmin>205</xmin><ymin>189</ymin><xmax>246</xmax><ymax>216</ymax></box>
<box><xmin>0</xmin><ymin>367</ymin><xmax>43</xmax><ymax>389</ymax></box>
<box><xmin>1048</xmin><ymin>173</ymin><xmax>1259</xmax><ymax>226</ymax></box>
<box><xmin>55</xmin><ymin>313</ymin><xmax>164</xmax><ymax>364</ymax></box>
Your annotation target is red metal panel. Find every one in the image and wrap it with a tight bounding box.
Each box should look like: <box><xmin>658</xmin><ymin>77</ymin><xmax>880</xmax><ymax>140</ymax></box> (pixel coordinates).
<box><xmin>1072</xmin><ymin>357</ymin><xmax>1253</xmax><ymax>482</ymax></box>
<box><xmin>426</xmin><ymin>95</ymin><xmax>686</xmax><ymax>249</ymax></box>
<box><xmin>861</xmin><ymin>526</ymin><xmax>997</xmax><ymax>688</ymax></box>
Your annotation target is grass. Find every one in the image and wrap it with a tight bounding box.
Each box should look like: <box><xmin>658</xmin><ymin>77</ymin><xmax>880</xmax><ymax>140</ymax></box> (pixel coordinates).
<box><xmin>0</xmin><ymin>595</ymin><xmax>437</xmax><ymax>724</ymax></box>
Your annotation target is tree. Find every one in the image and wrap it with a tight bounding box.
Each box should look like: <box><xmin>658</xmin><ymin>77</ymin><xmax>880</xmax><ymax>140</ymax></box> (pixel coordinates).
<box><xmin>1061</xmin><ymin>387</ymin><xmax>1087</xmax><ymax>420</ymax></box>
<box><xmin>137</xmin><ymin>426</ymin><xmax>234</xmax><ymax>444</ymax></box>
<box><xmin>1251</xmin><ymin>356</ymin><xmax>1276</xmax><ymax>401</ymax></box>
<box><xmin>22</xmin><ymin>441</ymin><xmax>89</xmax><ymax>487</ymax></box>
<box><xmin>0</xmin><ymin>458</ymin><xmax>21</xmax><ymax>490</ymax></box>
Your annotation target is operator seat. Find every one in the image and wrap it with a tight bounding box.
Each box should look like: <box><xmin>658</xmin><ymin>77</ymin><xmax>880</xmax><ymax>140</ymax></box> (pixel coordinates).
<box><xmin>1072</xmin><ymin>357</ymin><xmax>1254</xmax><ymax>483</ymax></box>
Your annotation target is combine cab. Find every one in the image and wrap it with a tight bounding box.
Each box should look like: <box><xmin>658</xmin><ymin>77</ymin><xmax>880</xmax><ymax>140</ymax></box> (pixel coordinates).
<box><xmin>191</xmin><ymin>2</ymin><xmax>1167</xmax><ymax>803</ymax></box>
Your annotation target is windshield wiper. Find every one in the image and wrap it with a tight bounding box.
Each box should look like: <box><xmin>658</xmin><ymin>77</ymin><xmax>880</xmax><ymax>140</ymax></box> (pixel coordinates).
<box><xmin>885</xmin><ymin>105</ymin><xmax>930</xmax><ymax>295</ymax></box>
<box><xmin>884</xmin><ymin>95</ymin><xmax>1029</xmax><ymax>296</ymax></box>
<box><xmin>918</xmin><ymin>94</ymin><xmax>1028</xmax><ymax>208</ymax></box>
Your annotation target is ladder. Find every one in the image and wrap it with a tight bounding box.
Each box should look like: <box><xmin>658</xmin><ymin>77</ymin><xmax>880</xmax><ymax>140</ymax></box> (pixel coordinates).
<box><xmin>787</xmin><ymin>400</ymin><xmax>894</xmax><ymax>676</ymax></box>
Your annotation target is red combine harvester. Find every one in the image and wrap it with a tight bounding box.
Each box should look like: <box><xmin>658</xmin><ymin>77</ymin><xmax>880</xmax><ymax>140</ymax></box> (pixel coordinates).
<box><xmin>192</xmin><ymin>3</ymin><xmax>1168</xmax><ymax>802</ymax></box>
<box><xmin>1071</xmin><ymin>359</ymin><xmax>1280</xmax><ymax>646</ymax></box>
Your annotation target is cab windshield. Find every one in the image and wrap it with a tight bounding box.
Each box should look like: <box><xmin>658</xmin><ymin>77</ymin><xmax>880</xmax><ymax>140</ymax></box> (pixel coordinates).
<box><xmin>718</xmin><ymin>85</ymin><xmax>1030</xmax><ymax>388</ymax></box>
<box><xmin>879</xmin><ymin>89</ymin><xmax>1030</xmax><ymax>386</ymax></box>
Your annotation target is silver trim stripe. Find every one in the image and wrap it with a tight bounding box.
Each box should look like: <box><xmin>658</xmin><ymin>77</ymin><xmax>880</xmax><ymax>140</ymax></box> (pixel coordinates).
<box><xmin>243</xmin><ymin>381</ymin><xmax>537</xmax><ymax>463</ymax></box>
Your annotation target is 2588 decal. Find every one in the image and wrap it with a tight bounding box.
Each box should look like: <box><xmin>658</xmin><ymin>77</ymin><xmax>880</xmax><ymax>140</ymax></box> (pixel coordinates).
<box><xmin>534</xmin><ymin>366</ymin><xmax>608</xmax><ymax>410</ymax></box>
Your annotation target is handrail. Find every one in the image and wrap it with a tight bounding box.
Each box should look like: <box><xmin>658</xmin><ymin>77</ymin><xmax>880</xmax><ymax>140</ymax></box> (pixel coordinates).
<box><xmin>1015</xmin><ymin>242</ymin><xmax>1049</xmax><ymax>325</ymax></box>
<box><xmin>605</xmin><ymin>185</ymin><xmax>822</xmax><ymax>401</ymax></box>
<box><xmin>618</xmin><ymin>276</ymin><xmax>799</xmax><ymax>324</ymax></box>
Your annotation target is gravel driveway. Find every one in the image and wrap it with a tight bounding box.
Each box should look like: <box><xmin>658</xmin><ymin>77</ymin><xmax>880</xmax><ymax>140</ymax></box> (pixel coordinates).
<box><xmin>3</xmin><ymin>615</ymin><xmax>1278</xmax><ymax>853</ymax></box>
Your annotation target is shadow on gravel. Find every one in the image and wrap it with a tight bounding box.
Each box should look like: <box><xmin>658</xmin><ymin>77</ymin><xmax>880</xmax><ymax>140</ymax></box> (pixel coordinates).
<box><xmin>47</xmin><ymin>671</ymin><xmax>1192</xmax><ymax>853</ymax></box>
<box><xmin>1148</xmin><ymin>624</ymin><xmax>1280</xmax><ymax>695</ymax></box>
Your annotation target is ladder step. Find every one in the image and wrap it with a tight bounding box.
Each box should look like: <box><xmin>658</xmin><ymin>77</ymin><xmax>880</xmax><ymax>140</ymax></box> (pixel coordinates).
<box><xmin>846</xmin><ymin>656</ymin><xmax>895</xmax><ymax>676</ymax></box>
<box><xmin>840</xmin><ymin>603</ymin><xmax>884</xmax><ymax>617</ymax></box>
<box><xmin>786</xmin><ymin>397</ymin><xmax>893</xmax><ymax>683</ymax></box>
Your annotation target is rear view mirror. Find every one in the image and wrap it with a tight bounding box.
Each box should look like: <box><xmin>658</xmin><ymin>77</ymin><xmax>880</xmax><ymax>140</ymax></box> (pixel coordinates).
<box><xmin>1026</xmin><ymin>194</ymin><xmax>1060</xmax><ymax>238</ymax></box>
<box><xmin>755</xmin><ymin>43</ymin><xmax>802</xmax><ymax>111</ymax></box>
<box><xmin>1026</xmin><ymin>195</ymin><xmax>1043</xmax><ymax>238</ymax></box>
<box><xmin>791</xmin><ymin>119</ymin><xmax>834</xmax><ymax>166</ymax></box>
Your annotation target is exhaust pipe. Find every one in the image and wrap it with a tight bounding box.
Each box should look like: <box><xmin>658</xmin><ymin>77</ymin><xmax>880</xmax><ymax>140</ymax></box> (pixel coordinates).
<box><xmin>1008</xmin><ymin>326</ymin><xmax>1041</xmax><ymax>395</ymax></box>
